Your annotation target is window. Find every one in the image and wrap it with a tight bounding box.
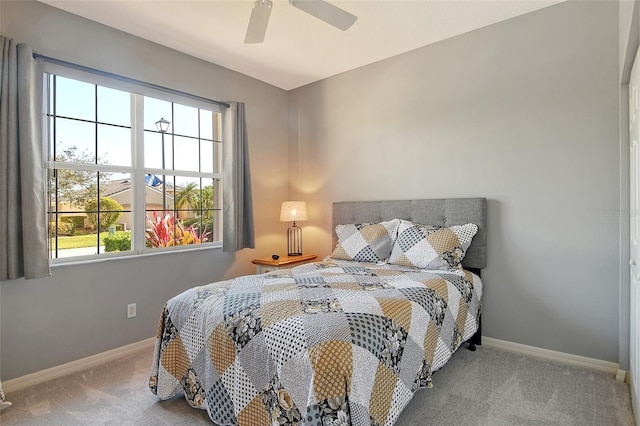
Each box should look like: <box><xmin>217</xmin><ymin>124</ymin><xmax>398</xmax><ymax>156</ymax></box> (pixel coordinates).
<box><xmin>45</xmin><ymin>65</ymin><xmax>223</xmax><ymax>261</ymax></box>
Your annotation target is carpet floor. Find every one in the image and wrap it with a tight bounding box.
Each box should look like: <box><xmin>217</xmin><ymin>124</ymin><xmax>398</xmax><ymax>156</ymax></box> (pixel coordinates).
<box><xmin>0</xmin><ymin>345</ymin><xmax>635</xmax><ymax>425</ymax></box>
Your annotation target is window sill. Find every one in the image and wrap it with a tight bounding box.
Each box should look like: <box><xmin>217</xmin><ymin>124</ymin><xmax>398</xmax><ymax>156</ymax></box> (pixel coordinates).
<box><xmin>50</xmin><ymin>242</ymin><xmax>223</xmax><ymax>268</ymax></box>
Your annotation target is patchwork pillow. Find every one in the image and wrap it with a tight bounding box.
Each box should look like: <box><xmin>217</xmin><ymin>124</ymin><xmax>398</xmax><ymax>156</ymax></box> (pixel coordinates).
<box><xmin>389</xmin><ymin>220</ymin><xmax>478</xmax><ymax>270</ymax></box>
<box><xmin>330</xmin><ymin>219</ymin><xmax>400</xmax><ymax>263</ymax></box>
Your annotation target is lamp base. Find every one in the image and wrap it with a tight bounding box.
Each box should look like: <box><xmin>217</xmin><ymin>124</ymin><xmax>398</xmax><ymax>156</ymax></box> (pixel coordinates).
<box><xmin>287</xmin><ymin>224</ymin><xmax>303</xmax><ymax>257</ymax></box>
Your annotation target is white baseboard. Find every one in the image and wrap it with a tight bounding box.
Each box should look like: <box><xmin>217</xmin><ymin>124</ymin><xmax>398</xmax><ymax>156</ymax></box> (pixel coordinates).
<box><xmin>3</xmin><ymin>337</ymin><xmax>155</xmax><ymax>395</ymax></box>
<box><xmin>617</xmin><ymin>369</ymin><xmax>629</xmax><ymax>383</ymax></box>
<box><xmin>3</xmin><ymin>336</ymin><xmax>628</xmax><ymax>395</ymax></box>
<box><xmin>483</xmin><ymin>337</ymin><xmax>624</xmax><ymax>380</ymax></box>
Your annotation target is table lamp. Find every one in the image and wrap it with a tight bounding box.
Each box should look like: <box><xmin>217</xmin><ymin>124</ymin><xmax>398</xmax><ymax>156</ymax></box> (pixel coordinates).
<box><xmin>280</xmin><ymin>201</ymin><xmax>308</xmax><ymax>256</ymax></box>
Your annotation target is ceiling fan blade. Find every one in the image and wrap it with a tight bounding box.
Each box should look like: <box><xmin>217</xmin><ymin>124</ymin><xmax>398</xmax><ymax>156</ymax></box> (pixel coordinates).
<box><xmin>289</xmin><ymin>0</ymin><xmax>357</xmax><ymax>31</ymax></box>
<box><xmin>245</xmin><ymin>0</ymin><xmax>273</xmax><ymax>44</ymax></box>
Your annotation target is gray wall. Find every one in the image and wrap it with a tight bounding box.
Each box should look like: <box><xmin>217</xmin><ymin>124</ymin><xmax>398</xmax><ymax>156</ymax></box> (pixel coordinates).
<box><xmin>289</xmin><ymin>1</ymin><xmax>621</xmax><ymax>362</ymax></box>
<box><xmin>0</xmin><ymin>1</ymin><xmax>290</xmax><ymax>380</ymax></box>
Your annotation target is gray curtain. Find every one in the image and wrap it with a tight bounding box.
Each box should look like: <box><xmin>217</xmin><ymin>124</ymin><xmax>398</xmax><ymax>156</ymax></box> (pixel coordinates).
<box><xmin>0</xmin><ymin>36</ymin><xmax>50</xmax><ymax>280</ymax></box>
<box><xmin>222</xmin><ymin>101</ymin><xmax>255</xmax><ymax>252</ymax></box>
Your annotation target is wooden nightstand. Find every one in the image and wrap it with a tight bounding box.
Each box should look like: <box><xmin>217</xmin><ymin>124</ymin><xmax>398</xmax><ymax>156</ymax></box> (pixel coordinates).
<box><xmin>251</xmin><ymin>254</ymin><xmax>318</xmax><ymax>274</ymax></box>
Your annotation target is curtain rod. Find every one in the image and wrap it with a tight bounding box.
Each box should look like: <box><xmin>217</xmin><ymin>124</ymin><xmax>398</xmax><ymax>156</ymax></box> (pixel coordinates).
<box><xmin>32</xmin><ymin>53</ymin><xmax>231</xmax><ymax>109</ymax></box>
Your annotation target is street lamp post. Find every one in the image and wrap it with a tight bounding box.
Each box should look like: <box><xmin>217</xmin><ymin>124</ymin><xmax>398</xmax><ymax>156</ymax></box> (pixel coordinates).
<box><xmin>155</xmin><ymin>118</ymin><xmax>170</xmax><ymax>211</ymax></box>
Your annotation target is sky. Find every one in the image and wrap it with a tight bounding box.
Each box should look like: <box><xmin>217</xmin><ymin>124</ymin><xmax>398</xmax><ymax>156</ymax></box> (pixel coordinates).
<box><xmin>50</xmin><ymin>75</ymin><xmax>219</xmax><ymax>190</ymax></box>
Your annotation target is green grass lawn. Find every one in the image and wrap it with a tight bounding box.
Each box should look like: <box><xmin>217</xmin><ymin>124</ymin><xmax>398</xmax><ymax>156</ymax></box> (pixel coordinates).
<box><xmin>51</xmin><ymin>231</ymin><xmax>128</xmax><ymax>249</ymax></box>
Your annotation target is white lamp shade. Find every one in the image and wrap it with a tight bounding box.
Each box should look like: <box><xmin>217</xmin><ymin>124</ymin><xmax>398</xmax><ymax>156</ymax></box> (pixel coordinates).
<box><xmin>280</xmin><ymin>201</ymin><xmax>308</xmax><ymax>222</ymax></box>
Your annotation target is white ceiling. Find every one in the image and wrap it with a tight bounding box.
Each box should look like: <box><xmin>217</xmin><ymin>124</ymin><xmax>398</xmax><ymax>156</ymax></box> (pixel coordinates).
<box><xmin>39</xmin><ymin>0</ymin><xmax>564</xmax><ymax>91</ymax></box>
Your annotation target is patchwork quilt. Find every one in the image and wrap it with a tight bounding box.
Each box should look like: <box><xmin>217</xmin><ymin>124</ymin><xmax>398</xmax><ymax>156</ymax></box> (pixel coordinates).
<box><xmin>150</xmin><ymin>260</ymin><xmax>482</xmax><ymax>426</ymax></box>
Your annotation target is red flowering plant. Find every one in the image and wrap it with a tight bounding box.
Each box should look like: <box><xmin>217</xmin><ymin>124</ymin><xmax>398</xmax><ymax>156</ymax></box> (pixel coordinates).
<box><xmin>145</xmin><ymin>211</ymin><xmax>210</xmax><ymax>247</ymax></box>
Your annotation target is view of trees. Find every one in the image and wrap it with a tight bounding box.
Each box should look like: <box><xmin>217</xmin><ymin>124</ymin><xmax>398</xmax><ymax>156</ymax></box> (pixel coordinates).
<box><xmin>174</xmin><ymin>182</ymin><xmax>214</xmax><ymax>220</ymax></box>
<box><xmin>199</xmin><ymin>186</ymin><xmax>214</xmax><ymax>220</ymax></box>
<box><xmin>50</xmin><ymin>143</ymin><xmax>110</xmax><ymax>208</ymax></box>
<box><xmin>85</xmin><ymin>197</ymin><xmax>123</xmax><ymax>232</ymax></box>
<box><xmin>50</xmin><ymin>141</ymin><xmax>214</xmax><ymax>247</ymax></box>
<box><xmin>175</xmin><ymin>182</ymin><xmax>199</xmax><ymax>210</ymax></box>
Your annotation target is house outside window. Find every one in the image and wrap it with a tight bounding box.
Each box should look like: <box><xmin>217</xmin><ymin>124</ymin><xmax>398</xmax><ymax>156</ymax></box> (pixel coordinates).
<box><xmin>44</xmin><ymin>64</ymin><xmax>223</xmax><ymax>262</ymax></box>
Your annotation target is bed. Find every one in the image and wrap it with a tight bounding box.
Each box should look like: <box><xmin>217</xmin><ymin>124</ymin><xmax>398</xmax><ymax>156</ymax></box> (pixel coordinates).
<box><xmin>150</xmin><ymin>198</ymin><xmax>486</xmax><ymax>425</ymax></box>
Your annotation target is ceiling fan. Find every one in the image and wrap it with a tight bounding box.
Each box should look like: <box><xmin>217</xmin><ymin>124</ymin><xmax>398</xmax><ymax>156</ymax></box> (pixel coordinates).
<box><xmin>245</xmin><ymin>0</ymin><xmax>358</xmax><ymax>44</ymax></box>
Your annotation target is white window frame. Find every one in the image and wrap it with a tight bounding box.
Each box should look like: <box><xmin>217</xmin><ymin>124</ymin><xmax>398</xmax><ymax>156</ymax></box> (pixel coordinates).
<box><xmin>43</xmin><ymin>62</ymin><xmax>224</xmax><ymax>264</ymax></box>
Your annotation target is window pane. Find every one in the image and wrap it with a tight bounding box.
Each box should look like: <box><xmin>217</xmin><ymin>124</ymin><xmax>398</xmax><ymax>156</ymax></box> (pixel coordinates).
<box><xmin>48</xmin><ymin>171</ymin><xmax>131</xmax><ymax>258</ymax></box>
<box><xmin>194</xmin><ymin>177</ymin><xmax>216</xmax><ymax>241</ymax></box>
<box><xmin>145</xmin><ymin>175</ymin><xmax>214</xmax><ymax>247</ymax></box>
<box><xmin>145</xmin><ymin>174</ymin><xmax>174</xmax><ymax>213</ymax></box>
<box><xmin>144</xmin><ymin>131</ymin><xmax>162</xmax><ymax>169</ymax></box>
<box><xmin>173</xmin><ymin>176</ymin><xmax>200</xmax><ymax>214</ymax></box>
<box><xmin>174</xmin><ymin>104</ymin><xmax>199</xmax><ymax>138</ymax></box>
<box><xmin>98</xmin><ymin>124</ymin><xmax>131</xmax><ymax>167</ymax></box>
<box><xmin>47</xmin><ymin>116</ymin><xmax>55</xmax><ymax>161</ymax></box>
<box><xmin>54</xmin><ymin>118</ymin><xmax>96</xmax><ymax>164</ymax></box>
<box><xmin>163</xmin><ymin>135</ymin><xmax>174</xmax><ymax>171</ymax></box>
<box><xmin>144</xmin><ymin>97</ymin><xmax>173</xmax><ymax>133</ymax></box>
<box><xmin>144</xmin><ymin>130</ymin><xmax>173</xmax><ymax>170</ymax></box>
<box><xmin>101</xmin><ymin>173</ymin><xmax>132</xmax><ymax>201</ymax></box>
<box><xmin>56</xmin><ymin>76</ymin><xmax>95</xmax><ymax>121</ymax></box>
<box><xmin>49</xmin><ymin>169</ymin><xmax>97</xmax><ymax>212</ymax></box>
<box><xmin>201</xmin><ymin>140</ymin><xmax>213</xmax><ymax>173</ymax></box>
<box><xmin>200</xmin><ymin>177</ymin><xmax>217</xmax><ymax>212</ymax></box>
<box><xmin>47</xmin><ymin>71</ymin><xmax>223</xmax><ymax>260</ymax></box>
<box><xmin>100</xmin><ymin>173</ymin><xmax>133</xmax><ymax>253</ymax></box>
<box><xmin>97</xmin><ymin>86</ymin><xmax>130</xmax><ymax>127</ymax></box>
<box><xmin>174</xmin><ymin>136</ymin><xmax>199</xmax><ymax>172</ymax></box>
<box><xmin>200</xmin><ymin>109</ymin><xmax>213</xmax><ymax>140</ymax></box>
<box><xmin>50</xmin><ymin>231</ymin><xmax>102</xmax><ymax>258</ymax></box>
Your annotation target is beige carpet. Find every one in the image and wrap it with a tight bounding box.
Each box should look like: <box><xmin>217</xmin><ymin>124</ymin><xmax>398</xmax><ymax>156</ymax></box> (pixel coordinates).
<box><xmin>0</xmin><ymin>345</ymin><xmax>634</xmax><ymax>425</ymax></box>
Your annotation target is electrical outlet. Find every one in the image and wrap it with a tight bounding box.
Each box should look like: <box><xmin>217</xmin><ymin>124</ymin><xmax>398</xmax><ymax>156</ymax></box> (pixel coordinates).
<box><xmin>127</xmin><ymin>303</ymin><xmax>136</xmax><ymax>318</ymax></box>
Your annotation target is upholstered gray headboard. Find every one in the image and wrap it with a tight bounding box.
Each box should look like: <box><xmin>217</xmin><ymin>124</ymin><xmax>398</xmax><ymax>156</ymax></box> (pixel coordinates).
<box><xmin>332</xmin><ymin>198</ymin><xmax>487</xmax><ymax>270</ymax></box>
